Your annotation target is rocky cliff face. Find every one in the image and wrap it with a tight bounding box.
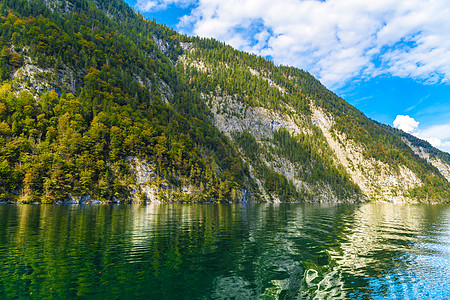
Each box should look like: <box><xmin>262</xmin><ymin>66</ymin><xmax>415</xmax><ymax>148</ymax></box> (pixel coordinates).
<box><xmin>203</xmin><ymin>93</ymin><xmax>345</xmax><ymax>202</ymax></box>
<box><xmin>204</xmin><ymin>89</ymin><xmax>425</xmax><ymax>203</ymax></box>
<box><xmin>311</xmin><ymin>106</ymin><xmax>421</xmax><ymax>202</ymax></box>
<box><xmin>402</xmin><ymin>137</ymin><xmax>450</xmax><ymax>182</ymax></box>
<box><xmin>179</xmin><ymin>42</ymin><xmax>450</xmax><ymax>203</ymax></box>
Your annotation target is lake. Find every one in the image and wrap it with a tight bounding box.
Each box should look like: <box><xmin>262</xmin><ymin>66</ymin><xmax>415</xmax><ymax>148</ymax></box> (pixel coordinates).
<box><xmin>1</xmin><ymin>203</ymin><xmax>450</xmax><ymax>299</ymax></box>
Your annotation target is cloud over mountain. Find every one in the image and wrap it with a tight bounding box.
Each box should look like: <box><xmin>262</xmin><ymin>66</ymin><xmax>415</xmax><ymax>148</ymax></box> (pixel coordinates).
<box><xmin>393</xmin><ymin>115</ymin><xmax>419</xmax><ymax>133</ymax></box>
<box><xmin>137</xmin><ymin>0</ymin><xmax>450</xmax><ymax>89</ymax></box>
<box><xmin>394</xmin><ymin>115</ymin><xmax>450</xmax><ymax>153</ymax></box>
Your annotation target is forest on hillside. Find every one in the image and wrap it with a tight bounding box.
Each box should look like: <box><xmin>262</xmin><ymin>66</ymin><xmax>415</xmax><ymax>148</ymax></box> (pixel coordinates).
<box><xmin>1</xmin><ymin>0</ymin><xmax>449</xmax><ymax>203</ymax></box>
<box><xmin>0</xmin><ymin>0</ymin><xmax>250</xmax><ymax>203</ymax></box>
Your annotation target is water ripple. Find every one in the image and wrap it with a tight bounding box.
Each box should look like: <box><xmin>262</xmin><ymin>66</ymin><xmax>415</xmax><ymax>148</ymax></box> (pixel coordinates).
<box><xmin>1</xmin><ymin>203</ymin><xmax>450</xmax><ymax>299</ymax></box>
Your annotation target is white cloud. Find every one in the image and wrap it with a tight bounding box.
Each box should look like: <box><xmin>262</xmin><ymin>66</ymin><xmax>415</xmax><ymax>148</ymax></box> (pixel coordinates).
<box><xmin>393</xmin><ymin>115</ymin><xmax>450</xmax><ymax>153</ymax></box>
<box><xmin>421</xmin><ymin>137</ymin><xmax>450</xmax><ymax>154</ymax></box>
<box><xmin>418</xmin><ymin>124</ymin><xmax>450</xmax><ymax>153</ymax></box>
<box><xmin>136</xmin><ymin>0</ymin><xmax>194</xmax><ymax>12</ymax></box>
<box><xmin>419</xmin><ymin>124</ymin><xmax>450</xmax><ymax>141</ymax></box>
<box><xmin>393</xmin><ymin>115</ymin><xmax>419</xmax><ymax>133</ymax></box>
<box><xmin>425</xmin><ymin>137</ymin><xmax>450</xmax><ymax>151</ymax></box>
<box><xmin>135</xmin><ymin>0</ymin><xmax>450</xmax><ymax>89</ymax></box>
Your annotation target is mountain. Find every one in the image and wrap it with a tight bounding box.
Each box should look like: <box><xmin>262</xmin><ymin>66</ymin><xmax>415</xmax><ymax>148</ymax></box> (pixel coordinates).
<box><xmin>0</xmin><ymin>0</ymin><xmax>449</xmax><ymax>203</ymax></box>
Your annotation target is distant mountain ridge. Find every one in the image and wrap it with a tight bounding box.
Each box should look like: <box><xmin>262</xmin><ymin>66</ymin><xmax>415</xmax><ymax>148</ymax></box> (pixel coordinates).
<box><xmin>0</xmin><ymin>0</ymin><xmax>449</xmax><ymax>203</ymax></box>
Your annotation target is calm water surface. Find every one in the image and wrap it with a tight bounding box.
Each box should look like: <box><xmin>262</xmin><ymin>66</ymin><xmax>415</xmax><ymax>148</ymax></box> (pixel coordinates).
<box><xmin>1</xmin><ymin>203</ymin><xmax>450</xmax><ymax>299</ymax></box>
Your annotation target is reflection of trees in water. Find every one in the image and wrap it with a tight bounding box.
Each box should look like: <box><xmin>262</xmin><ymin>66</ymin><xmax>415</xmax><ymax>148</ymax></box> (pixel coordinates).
<box><xmin>333</xmin><ymin>204</ymin><xmax>449</xmax><ymax>299</ymax></box>
<box><xmin>0</xmin><ymin>204</ymin><xmax>447</xmax><ymax>299</ymax></box>
<box><xmin>207</xmin><ymin>203</ymin><xmax>354</xmax><ymax>299</ymax></box>
<box><xmin>332</xmin><ymin>204</ymin><xmax>442</xmax><ymax>276</ymax></box>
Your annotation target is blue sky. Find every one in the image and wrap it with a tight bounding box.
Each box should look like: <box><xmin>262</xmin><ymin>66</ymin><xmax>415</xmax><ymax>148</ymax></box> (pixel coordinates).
<box><xmin>125</xmin><ymin>0</ymin><xmax>450</xmax><ymax>153</ymax></box>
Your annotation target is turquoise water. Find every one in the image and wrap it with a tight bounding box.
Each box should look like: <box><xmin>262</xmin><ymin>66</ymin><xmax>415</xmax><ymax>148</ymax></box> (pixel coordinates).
<box><xmin>1</xmin><ymin>203</ymin><xmax>450</xmax><ymax>299</ymax></box>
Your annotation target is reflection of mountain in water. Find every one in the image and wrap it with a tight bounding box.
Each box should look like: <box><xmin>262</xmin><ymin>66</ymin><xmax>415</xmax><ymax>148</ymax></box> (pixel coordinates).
<box><xmin>332</xmin><ymin>204</ymin><xmax>450</xmax><ymax>299</ymax></box>
<box><xmin>1</xmin><ymin>204</ymin><xmax>450</xmax><ymax>299</ymax></box>
<box><xmin>115</xmin><ymin>203</ymin><xmax>450</xmax><ymax>298</ymax></box>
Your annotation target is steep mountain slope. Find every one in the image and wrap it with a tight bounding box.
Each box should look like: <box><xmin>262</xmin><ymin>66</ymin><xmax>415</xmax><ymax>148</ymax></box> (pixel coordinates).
<box><xmin>0</xmin><ymin>0</ymin><xmax>251</xmax><ymax>203</ymax></box>
<box><xmin>178</xmin><ymin>38</ymin><xmax>450</xmax><ymax>203</ymax></box>
<box><xmin>393</xmin><ymin>128</ymin><xmax>450</xmax><ymax>182</ymax></box>
<box><xmin>0</xmin><ymin>0</ymin><xmax>449</xmax><ymax>203</ymax></box>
